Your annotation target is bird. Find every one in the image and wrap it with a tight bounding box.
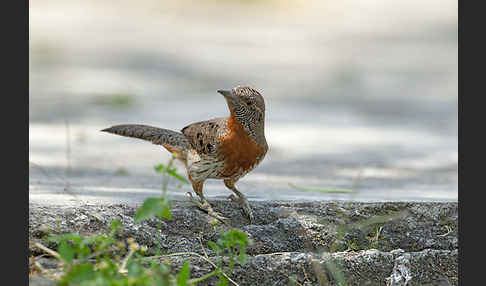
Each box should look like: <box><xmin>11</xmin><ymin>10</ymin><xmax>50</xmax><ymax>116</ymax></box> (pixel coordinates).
<box><xmin>101</xmin><ymin>86</ymin><xmax>268</xmax><ymax>222</ymax></box>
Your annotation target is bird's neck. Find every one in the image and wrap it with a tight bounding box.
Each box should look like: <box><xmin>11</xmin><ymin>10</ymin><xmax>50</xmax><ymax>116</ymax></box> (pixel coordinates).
<box><xmin>228</xmin><ymin>111</ymin><xmax>266</xmax><ymax>147</ymax></box>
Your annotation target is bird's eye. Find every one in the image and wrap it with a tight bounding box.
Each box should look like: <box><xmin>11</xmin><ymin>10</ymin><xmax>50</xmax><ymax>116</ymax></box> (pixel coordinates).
<box><xmin>245</xmin><ymin>100</ymin><xmax>252</xmax><ymax>106</ymax></box>
<box><xmin>206</xmin><ymin>143</ymin><xmax>214</xmax><ymax>153</ymax></box>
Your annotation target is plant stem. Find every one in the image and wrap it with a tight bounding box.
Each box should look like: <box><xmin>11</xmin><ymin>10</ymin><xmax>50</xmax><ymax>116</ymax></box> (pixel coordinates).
<box><xmin>188</xmin><ymin>269</ymin><xmax>219</xmax><ymax>284</ymax></box>
<box><xmin>161</xmin><ymin>156</ymin><xmax>175</xmax><ymax>196</ymax></box>
<box><xmin>157</xmin><ymin>219</ymin><xmax>162</xmax><ymax>256</ymax></box>
<box><xmin>226</xmin><ymin>249</ymin><xmax>235</xmax><ymax>276</ymax></box>
<box><xmin>119</xmin><ymin>249</ymin><xmax>135</xmax><ymax>274</ymax></box>
<box><xmin>33</xmin><ymin>242</ymin><xmax>61</xmax><ymax>259</ymax></box>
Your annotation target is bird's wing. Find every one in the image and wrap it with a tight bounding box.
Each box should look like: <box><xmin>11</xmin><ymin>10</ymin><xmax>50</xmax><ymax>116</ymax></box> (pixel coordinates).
<box><xmin>181</xmin><ymin>118</ymin><xmax>227</xmax><ymax>155</ymax></box>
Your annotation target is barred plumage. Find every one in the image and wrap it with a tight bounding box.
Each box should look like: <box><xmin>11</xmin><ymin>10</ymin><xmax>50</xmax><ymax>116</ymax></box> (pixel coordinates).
<box><xmin>101</xmin><ymin>86</ymin><xmax>267</xmax><ymax>222</ymax></box>
<box><xmin>101</xmin><ymin>124</ymin><xmax>190</xmax><ymax>156</ymax></box>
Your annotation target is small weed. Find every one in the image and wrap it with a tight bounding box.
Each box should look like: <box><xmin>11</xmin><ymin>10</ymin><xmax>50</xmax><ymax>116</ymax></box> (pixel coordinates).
<box><xmin>45</xmin><ymin>220</ymin><xmax>188</xmax><ymax>285</ymax></box>
<box><xmin>134</xmin><ymin>153</ymin><xmax>189</xmax><ymax>254</ymax></box>
<box><xmin>330</xmin><ymin>211</ymin><xmax>407</xmax><ymax>252</ymax></box>
<box><xmin>43</xmin><ymin>222</ymin><xmax>251</xmax><ymax>285</ymax></box>
<box><xmin>347</xmin><ymin>240</ymin><xmax>359</xmax><ymax>251</ymax></box>
<box><xmin>35</xmin><ymin>153</ymin><xmax>251</xmax><ymax>285</ymax></box>
<box><xmin>208</xmin><ymin>229</ymin><xmax>253</xmax><ymax>285</ymax></box>
<box><xmin>367</xmin><ymin>225</ymin><xmax>384</xmax><ymax>249</ymax></box>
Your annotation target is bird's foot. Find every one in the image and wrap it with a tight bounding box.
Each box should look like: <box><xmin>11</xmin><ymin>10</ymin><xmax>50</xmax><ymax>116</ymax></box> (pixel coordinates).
<box><xmin>227</xmin><ymin>194</ymin><xmax>238</xmax><ymax>202</ymax></box>
<box><xmin>240</xmin><ymin>197</ymin><xmax>255</xmax><ymax>223</ymax></box>
<box><xmin>187</xmin><ymin>192</ymin><xmax>228</xmax><ymax>223</ymax></box>
<box><xmin>228</xmin><ymin>194</ymin><xmax>254</xmax><ymax>223</ymax></box>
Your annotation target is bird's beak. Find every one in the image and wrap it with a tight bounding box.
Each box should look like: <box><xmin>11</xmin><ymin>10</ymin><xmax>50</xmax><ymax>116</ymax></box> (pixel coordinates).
<box><xmin>217</xmin><ymin>89</ymin><xmax>237</xmax><ymax>101</ymax></box>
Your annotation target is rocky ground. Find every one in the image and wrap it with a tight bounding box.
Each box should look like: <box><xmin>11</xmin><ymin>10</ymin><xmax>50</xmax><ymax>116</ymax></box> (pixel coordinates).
<box><xmin>29</xmin><ymin>200</ymin><xmax>457</xmax><ymax>285</ymax></box>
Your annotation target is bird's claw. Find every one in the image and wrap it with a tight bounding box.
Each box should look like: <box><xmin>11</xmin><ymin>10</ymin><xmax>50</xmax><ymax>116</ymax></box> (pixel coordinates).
<box><xmin>228</xmin><ymin>193</ymin><xmax>254</xmax><ymax>223</ymax></box>
<box><xmin>240</xmin><ymin>198</ymin><xmax>254</xmax><ymax>223</ymax></box>
<box><xmin>187</xmin><ymin>192</ymin><xmax>228</xmax><ymax>223</ymax></box>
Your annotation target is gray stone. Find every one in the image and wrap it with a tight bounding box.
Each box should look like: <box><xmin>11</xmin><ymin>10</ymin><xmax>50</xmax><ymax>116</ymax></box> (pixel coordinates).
<box><xmin>29</xmin><ymin>201</ymin><xmax>458</xmax><ymax>285</ymax></box>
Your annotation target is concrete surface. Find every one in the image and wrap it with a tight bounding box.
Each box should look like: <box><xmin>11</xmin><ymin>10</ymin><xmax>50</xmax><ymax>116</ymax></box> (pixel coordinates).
<box><xmin>29</xmin><ymin>201</ymin><xmax>458</xmax><ymax>285</ymax></box>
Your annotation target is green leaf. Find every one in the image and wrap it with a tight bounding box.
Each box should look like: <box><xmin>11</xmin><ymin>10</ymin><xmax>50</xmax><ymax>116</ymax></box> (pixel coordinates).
<box><xmin>82</xmin><ymin>234</ymin><xmax>105</xmax><ymax>246</ymax></box>
<box><xmin>135</xmin><ymin>197</ymin><xmax>172</xmax><ymax>223</ymax></box>
<box><xmin>110</xmin><ymin>220</ymin><xmax>121</xmax><ymax>230</ymax></box>
<box><xmin>161</xmin><ymin>203</ymin><xmax>171</xmax><ymax>219</ymax></box>
<box><xmin>154</xmin><ymin>164</ymin><xmax>167</xmax><ymax>173</ymax></box>
<box><xmin>109</xmin><ymin>220</ymin><xmax>121</xmax><ymax>237</ymax></box>
<box><xmin>49</xmin><ymin>233</ymin><xmax>82</xmax><ymax>244</ymax></box>
<box><xmin>58</xmin><ymin>241</ymin><xmax>75</xmax><ymax>264</ymax></box>
<box><xmin>60</xmin><ymin>264</ymin><xmax>95</xmax><ymax>284</ymax></box>
<box><xmin>217</xmin><ymin>276</ymin><xmax>229</xmax><ymax>286</ymax></box>
<box><xmin>208</xmin><ymin>241</ymin><xmax>220</xmax><ymax>255</ymax></box>
<box><xmin>127</xmin><ymin>260</ymin><xmax>143</xmax><ymax>277</ymax></box>
<box><xmin>176</xmin><ymin>260</ymin><xmax>191</xmax><ymax>286</ymax></box>
<box><xmin>167</xmin><ymin>168</ymin><xmax>189</xmax><ymax>184</ymax></box>
<box><xmin>237</xmin><ymin>247</ymin><xmax>247</xmax><ymax>264</ymax></box>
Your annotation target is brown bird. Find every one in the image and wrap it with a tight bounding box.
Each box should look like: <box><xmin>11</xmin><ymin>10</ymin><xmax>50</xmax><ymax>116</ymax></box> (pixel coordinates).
<box><xmin>101</xmin><ymin>86</ymin><xmax>268</xmax><ymax>222</ymax></box>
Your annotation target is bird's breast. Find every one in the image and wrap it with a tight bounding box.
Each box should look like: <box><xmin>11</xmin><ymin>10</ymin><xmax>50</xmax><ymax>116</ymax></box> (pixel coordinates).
<box><xmin>217</xmin><ymin>116</ymin><xmax>266</xmax><ymax>178</ymax></box>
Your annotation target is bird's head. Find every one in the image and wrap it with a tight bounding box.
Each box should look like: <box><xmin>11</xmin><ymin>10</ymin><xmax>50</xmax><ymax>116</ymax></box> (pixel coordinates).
<box><xmin>217</xmin><ymin>86</ymin><xmax>266</xmax><ymax>144</ymax></box>
<box><xmin>218</xmin><ymin>86</ymin><xmax>265</xmax><ymax>122</ymax></box>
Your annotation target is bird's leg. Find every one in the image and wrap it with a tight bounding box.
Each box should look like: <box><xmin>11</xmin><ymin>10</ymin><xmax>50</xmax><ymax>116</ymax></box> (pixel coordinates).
<box><xmin>188</xmin><ymin>180</ymin><xmax>228</xmax><ymax>223</ymax></box>
<box><xmin>224</xmin><ymin>179</ymin><xmax>254</xmax><ymax>222</ymax></box>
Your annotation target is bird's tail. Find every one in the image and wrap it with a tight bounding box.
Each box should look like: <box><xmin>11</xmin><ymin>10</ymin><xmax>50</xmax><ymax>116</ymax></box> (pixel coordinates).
<box><xmin>101</xmin><ymin>124</ymin><xmax>190</xmax><ymax>157</ymax></box>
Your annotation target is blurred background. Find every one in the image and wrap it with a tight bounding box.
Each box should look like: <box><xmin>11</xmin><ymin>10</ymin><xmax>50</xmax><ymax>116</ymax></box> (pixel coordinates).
<box><xmin>29</xmin><ymin>0</ymin><xmax>457</xmax><ymax>206</ymax></box>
